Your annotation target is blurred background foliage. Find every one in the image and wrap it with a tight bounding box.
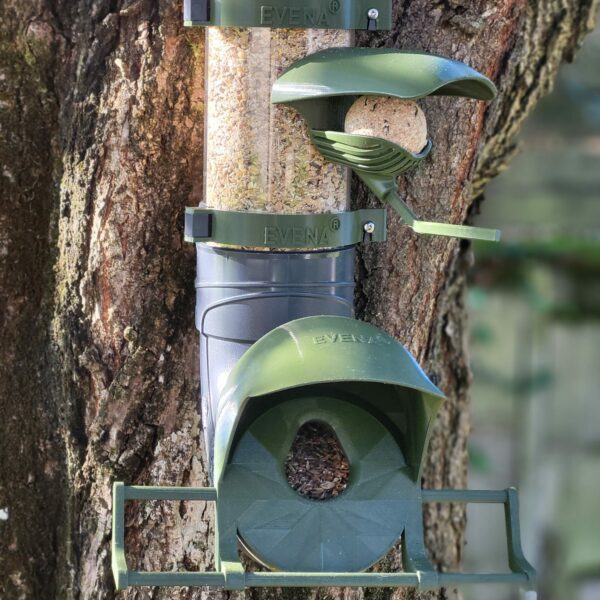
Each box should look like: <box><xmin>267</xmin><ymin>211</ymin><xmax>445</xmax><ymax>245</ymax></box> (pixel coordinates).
<box><xmin>462</xmin><ymin>11</ymin><xmax>600</xmax><ymax>600</ymax></box>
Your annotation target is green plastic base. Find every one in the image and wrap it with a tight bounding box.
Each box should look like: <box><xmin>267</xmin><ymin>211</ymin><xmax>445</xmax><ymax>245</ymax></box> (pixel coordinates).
<box><xmin>112</xmin><ymin>484</ymin><xmax>536</xmax><ymax>591</ymax></box>
<box><xmin>220</xmin><ymin>396</ymin><xmax>415</xmax><ymax>573</ymax></box>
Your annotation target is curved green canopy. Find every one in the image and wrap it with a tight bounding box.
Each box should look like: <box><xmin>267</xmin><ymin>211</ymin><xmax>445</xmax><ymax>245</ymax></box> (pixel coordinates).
<box><xmin>272</xmin><ymin>47</ymin><xmax>497</xmax><ymax>105</ymax></box>
<box><xmin>213</xmin><ymin>316</ymin><xmax>445</xmax><ymax>485</ymax></box>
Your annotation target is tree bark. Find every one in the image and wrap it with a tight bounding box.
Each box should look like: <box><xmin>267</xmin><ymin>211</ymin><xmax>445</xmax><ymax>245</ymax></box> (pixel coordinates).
<box><xmin>0</xmin><ymin>1</ymin><xmax>596</xmax><ymax>599</ymax></box>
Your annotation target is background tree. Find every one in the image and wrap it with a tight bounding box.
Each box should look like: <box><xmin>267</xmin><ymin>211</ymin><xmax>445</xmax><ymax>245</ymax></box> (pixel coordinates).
<box><xmin>0</xmin><ymin>0</ymin><xmax>597</xmax><ymax>598</ymax></box>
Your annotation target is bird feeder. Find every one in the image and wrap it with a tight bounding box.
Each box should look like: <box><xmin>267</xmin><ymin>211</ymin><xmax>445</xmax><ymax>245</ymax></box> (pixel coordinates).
<box><xmin>111</xmin><ymin>1</ymin><xmax>535</xmax><ymax>592</ymax></box>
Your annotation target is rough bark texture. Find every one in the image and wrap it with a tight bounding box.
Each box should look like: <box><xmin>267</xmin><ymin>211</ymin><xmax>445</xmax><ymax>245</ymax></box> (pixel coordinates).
<box><xmin>0</xmin><ymin>1</ymin><xmax>596</xmax><ymax>600</ymax></box>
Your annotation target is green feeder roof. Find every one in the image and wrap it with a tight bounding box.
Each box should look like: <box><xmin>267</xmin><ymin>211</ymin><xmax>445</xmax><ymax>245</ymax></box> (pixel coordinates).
<box><xmin>213</xmin><ymin>315</ymin><xmax>445</xmax><ymax>486</ymax></box>
<box><xmin>272</xmin><ymin>47</ymin><xmax>497</xmax><ymax>105</ymax></box>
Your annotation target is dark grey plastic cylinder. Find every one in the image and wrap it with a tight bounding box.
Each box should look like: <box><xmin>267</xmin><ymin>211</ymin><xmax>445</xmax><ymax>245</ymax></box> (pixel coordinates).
<box><xmin>195</xmin><ymin>243</ymin><xmax>355</xmax><ymax>477</ymax></box>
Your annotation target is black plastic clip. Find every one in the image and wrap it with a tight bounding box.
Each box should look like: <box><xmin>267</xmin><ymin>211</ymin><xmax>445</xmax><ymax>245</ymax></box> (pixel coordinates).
<box><xmin>185</xmin><ymin>209</ymin><xmax>213</xmax><ymax>239</ymax></box>
<box><xmin>185</xmin><ymin>0</ymin><xmax>210</xmax><ymax>23</ymax></box>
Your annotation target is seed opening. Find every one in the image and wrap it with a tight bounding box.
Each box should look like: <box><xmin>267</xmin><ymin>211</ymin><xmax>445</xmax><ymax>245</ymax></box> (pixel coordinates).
<box><xmin>285</xmin><ymin>421</ymin><xmax>350</xmax><ymax>501</ymax></box>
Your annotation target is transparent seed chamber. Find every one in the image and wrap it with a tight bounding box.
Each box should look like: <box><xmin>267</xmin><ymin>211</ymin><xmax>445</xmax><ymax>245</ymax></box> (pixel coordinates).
<box><xmin>204</xmin><ymin>28</ymin><xmax>352</xmax><ymax>214</ymax></box>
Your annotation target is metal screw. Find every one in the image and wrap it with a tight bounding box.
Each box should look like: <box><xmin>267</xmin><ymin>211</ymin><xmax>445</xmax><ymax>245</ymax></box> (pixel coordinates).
<box><xmin>364</xmin><ymin>221</ymin><xmax>376</xmax><ymax>234</ymax></box>
<box><xmin>367</xmin><ymin>8</ymin><xmax>379</xmax><ymax>20</ymax></box>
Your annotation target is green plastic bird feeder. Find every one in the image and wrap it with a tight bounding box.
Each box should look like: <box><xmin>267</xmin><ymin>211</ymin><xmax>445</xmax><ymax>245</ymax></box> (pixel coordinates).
<box><xmin>110</xmin><ymin>5</ymin><xmax>535</xmax><ymax>594</ymax></box>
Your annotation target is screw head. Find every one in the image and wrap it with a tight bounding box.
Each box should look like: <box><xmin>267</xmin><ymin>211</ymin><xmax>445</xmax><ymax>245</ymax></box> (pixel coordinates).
<box><xmin>367</xmin><ymin>8</ymin><xmax>379</xmax><ymax>19</ymax></box>
<box><xmin>364</xmin><ymin>221</ymin><xmax>376</xmax><ymax>234</ymax></box>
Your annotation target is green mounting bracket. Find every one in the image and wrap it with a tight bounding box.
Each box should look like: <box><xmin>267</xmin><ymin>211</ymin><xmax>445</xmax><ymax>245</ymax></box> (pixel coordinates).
<box><xmin>183</xmin><ymin>0</ymin><xmax>393</xmax><ymax>30</ymax></box>
<box><xmin>272</xmin><ymin>48</ymin><xmax>501</xmax><ymax>242</ymax></box>
<box><xmin>184</xmin><ymin>207</ymin><xmax>387</xmax><ymax>248</ymax></box>
<box><xmin>112</xmin><ymin>483</ymin><xmax>536</xmax><ymax>591</ymax></box>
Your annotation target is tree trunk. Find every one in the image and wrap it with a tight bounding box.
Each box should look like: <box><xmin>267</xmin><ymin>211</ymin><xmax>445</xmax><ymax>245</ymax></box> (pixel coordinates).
<box><xmin>0</xmin><ymin>1</ymin><xmax>596</xmax><ymax>599</ymax></box>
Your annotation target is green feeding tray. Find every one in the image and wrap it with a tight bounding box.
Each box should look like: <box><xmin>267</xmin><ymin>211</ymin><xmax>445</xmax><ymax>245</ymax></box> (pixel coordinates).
<box><xmin>272</xmin><ymin>48</ymin><xmax>501</xmax><ymax>242</ymax></box>
<box><xmin>220</xmin><ymin>396</ymin><xmax>417</xmax><ymax>573</ymax></box>
<box><xmin>113</xmin><ymin>317</ymin><xmax>535</xmax><ymax>591</ymax></box>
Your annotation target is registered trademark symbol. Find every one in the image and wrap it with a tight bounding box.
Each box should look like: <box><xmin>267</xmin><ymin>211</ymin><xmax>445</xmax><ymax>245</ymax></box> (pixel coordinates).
<box><xmin>329</xmin><ymin>0</ymin><xmax>341</xmax><ymax>14</ymax></box>
<box><xmin>330</xmin><ymin>218</ymin><xmax>341</xmax><ymax>231</ymax></box>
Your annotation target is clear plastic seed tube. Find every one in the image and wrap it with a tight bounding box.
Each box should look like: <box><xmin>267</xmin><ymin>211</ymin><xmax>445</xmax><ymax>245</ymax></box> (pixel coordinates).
<box><xmin>204</xmin><ymin>28</ymin><xmax>352</xmax><ymax>214</ymax></box>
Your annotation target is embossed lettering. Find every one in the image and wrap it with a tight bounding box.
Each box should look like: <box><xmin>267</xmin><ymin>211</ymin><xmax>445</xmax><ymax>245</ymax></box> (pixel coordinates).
<box><xmin>261</xmin><ymin>6</ymin><xmax>274</xmax><ymax>25</ymax></box>
<box><xmin>261</xmin><ymin>5</ymin><xmax>329</xmax><ymax>27</ymax></box>
<box><xmin>312</xmin><ymin>332</ymin><xmax>393</xmax><ymax>346</ymax></box>
<box><xmin>264</xmin><ymin>225</ymin><xmax>333</xmax><ymax>247</ymax></box>
<box><xmin>264</xmin><ymin>225</ymin><xmax>278</xmax><ymax>245</ymax></box>
<box><xmin>293</xmin><ymin>227</ymin><xmax>304</xmax><ymax>245</ymax></box>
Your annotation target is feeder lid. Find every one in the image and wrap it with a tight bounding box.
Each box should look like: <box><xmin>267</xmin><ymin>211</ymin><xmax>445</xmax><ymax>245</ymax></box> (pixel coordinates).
<box><xmin>213</xmin><ymin>315</ymin><xmax>445</xmax><ymax>486</ymax></box>
<box><xmin>272</xmin><ymin>47</ymin><xmax>497</xmax><ymax>105</ymax></box>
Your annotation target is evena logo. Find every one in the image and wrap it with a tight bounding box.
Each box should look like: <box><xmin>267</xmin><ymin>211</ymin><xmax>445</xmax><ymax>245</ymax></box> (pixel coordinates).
<box><xmin>261</xmin><ymin>5</ymin><xmax>330</xmax><ymax>27</ymax></box>
<box><xmin>313</xmin><ymin>333</ymin><xmax>392</xmax><ymax>346</ymax></box>
<box><xmin>264</xmin><ymin>226</ymin><xmax>331</xmax><ymax>247</ymax></box>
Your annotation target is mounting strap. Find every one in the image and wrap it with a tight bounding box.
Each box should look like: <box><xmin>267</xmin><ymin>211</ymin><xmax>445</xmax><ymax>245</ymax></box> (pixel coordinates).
<box><xmin>183</xmin><ymin>0</ymin><xmax>393</xmax><ymax>30</ymax></box>
<box><xmin>184</xmin><ymin>207</ymin><xmax>387</xmax><ymax>249</ymax></box>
